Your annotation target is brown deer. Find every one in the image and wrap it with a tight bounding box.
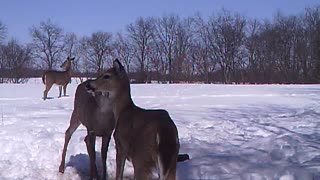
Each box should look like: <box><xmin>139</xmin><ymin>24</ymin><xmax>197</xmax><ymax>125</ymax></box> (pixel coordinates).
<box><xmin>42</xmin><ymin>57</ymin><xmax>74</xmax><ymax>100</ymax></box>
<box><xmin>59</xmin><ymin>79</ymin><xmax>115</xmax><ymax>180</ymax></box>
<box><xmin>86</xmin><ymin>59</ymin><xmax>180</xmax><ymax>180</ymax></box>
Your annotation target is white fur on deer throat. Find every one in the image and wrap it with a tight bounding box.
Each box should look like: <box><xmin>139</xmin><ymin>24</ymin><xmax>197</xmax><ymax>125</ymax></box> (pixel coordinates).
<box><xmin>99</xmin><ymin>100</ymin><xmax>112</xmax><ymax>113</ymax></box>
<box><xmin>108</xmin><ymin>91</ymin><xmax>116</xmax><ymax>99</ymax></box>
<box><xmin>156</xmin><ymin>133</ymin><xmax>164</xmax><ymax>180</ymax></box>
<box><xmin>156</xmin><ymin>133</ymin><xmax>160</xmax><ymax>145</ymax></box>
<box><xmin>87</xmin><ymin>90</ymin><xmax>95</xmax><ymax>96</ymax></box>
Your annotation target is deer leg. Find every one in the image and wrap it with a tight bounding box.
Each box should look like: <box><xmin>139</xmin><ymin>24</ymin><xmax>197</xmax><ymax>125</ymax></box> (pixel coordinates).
<box><xmin>164</xmin><ymin>169</ymin><xmax>177</xmax><ymax>180</ymax></box>
<box><xmin>58</xmin><ymin>86</ymin><xmax>62</xmax><ymax>97</ymax></box>
<box><xmin>163</xmin><ymin>161</ymin><xmax>177</xmax><ymax>180</ymax></box>
<box><xmin>43</xmin><ymin>83</ymin><xmax>53</xmax><ymax>100</ymax></box>
<box><xmin>115</xmin><ymin>142</ymin><xmax>126</xmax><ymax>180</ymax></box>
<box><xmin>63</xmin><ymin>84</ymin><xmax>68</xmax><ymax>96</ymax></box>
<box><xmin>85</xmin><ymin>132</ymin><xmax>98</xmax><ymax>179</ymax></box>
<box><xmin>59</xmin><ymin>111</ymin><xmax>81</xmax><ymax>173</ymax></box>
<box><xmin>133</xmin><ymin>163</ymin><xmax>151</xmax><ymax>180</ymax></box>
<box><xmin>101</xmin><ymin>134</ymin><xmax>112</xmax><ymax>180</ymax></box>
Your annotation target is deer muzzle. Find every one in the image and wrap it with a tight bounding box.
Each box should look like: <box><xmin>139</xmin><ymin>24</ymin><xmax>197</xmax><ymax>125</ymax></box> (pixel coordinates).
<box><xmin>85</xmin><ymin>81</ymin><xmax>96</xmax><ymax>93</ymax></box>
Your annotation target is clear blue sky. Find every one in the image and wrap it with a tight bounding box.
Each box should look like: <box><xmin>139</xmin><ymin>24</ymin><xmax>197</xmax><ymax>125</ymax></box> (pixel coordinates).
<box><xmin>0</xmin><ymin>0</ymin><xmax>319</xmax><ymax>43</ymax></box>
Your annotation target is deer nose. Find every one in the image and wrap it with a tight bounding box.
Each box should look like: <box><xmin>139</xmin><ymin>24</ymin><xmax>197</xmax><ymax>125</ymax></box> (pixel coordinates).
<box><xmin>85</xmin><ymin>82</ymin><xmax>95</xmax><ymax>92</ymax></box>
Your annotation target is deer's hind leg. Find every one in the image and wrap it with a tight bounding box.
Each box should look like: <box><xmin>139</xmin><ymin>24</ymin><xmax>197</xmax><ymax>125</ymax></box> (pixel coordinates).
<box><xmin>59</xmin><ymin>111</ymin><xmax>81</xmax><ymax>173</ymax></box>
<box><xmin>43</xmin><ymin>81</ymin><xmax>53</xmax><ymax>100</ymax></box>
<box><xmin>115</xmin><ymin>135</ymin><xmax>126</xmax><ymax>180</ymax></box>
<box><xmin>163</xmin><ymin>162</ymin><xmax>177</xmax><ymax>180</ymax></box>
<box><xmin>132</xmin><ymin>161</ymin><xmax>152</xmax><ymax>180</ymax></box>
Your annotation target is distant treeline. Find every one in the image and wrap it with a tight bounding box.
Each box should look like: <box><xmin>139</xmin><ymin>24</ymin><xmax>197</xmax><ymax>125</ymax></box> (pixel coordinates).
<box><xmin>0</xmin><ymin>6</ymin><xmax>320</xmax><ymax>84</ymax></box>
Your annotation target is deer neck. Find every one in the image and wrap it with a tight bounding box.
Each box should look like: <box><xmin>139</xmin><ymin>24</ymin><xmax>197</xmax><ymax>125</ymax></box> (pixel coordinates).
<box><xmin>64</xmin><ymin>63</ymin><xmax>72</xmax><ymax>74</ymax></box>
<box><xmin>112</xmin><ymin>85</ymin><xmax>134</xmax><ymax>122</ymax></box>
<box><xmin>96</xmin><ymin>94</ymin><xmax>111</xmax><ymax>112</ymax></box>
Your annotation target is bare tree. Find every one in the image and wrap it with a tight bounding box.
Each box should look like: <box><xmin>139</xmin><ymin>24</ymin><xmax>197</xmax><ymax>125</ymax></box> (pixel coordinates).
<box><xmin>127</xmin><ymin>17</ymin><xmax>155</xmax><ymax>82</ymax></box>
<box><xmin>0</xmin><ymin>7</ymin><xmax>318</xmax><ymax>84</ymax></box>
<box><xmin>0</xmin><ymin>21</ymin><xmax>7</xmax><ymax>82</ymax></box>
<box><xmin>173</xmin><ymin>18</ymin><xmax>193</xmax><ymax>81</ymax></box>
<box><xmin>30</xmin><ymin>19</ymin><xmax>65</xmax><ymax>70</ymax></box>
<box><xmin>272</xmin><ymin>14</ymin><xmax>302</xmax><ymax>83</ymax></box>
<box><xmin>254</xmin><ymin>21</ymin><xmax>280</xmax><ymax>83</ymax></box>
<box><xmin>191</xmin><ymin>14</ymin><xmax>217</xmax><ymax>83</ymax></box>
<box><xmin>63</xmin><ymin>33</ymin><xmax>85</xmax><ymax>82</ymax></box>
<box><xmin>246</xmin><ymin>19</ymin><xmax>262</xmax><ymax>83</ymax></box>
<box><xmin>206</xmin><ymin>10</ymin><xmax>247</xmax><ymax>83</ymax></box>
<box><xmin>1</xmin><ymin>39</ymin><xmax>32</xmax><ymax>83</ymax></box>
<box><xmin>64</xmin><ymin>33</ymin><xmax>78</xmax><ymax>58</ymax></box>
<box><xmin>304</xmin><ymin>6</ymin><xmax>320</xmax><ymax>82</ymax></box>
<box><xmin>190</xmin><ymin>39</ymin><xmax>216</xmax><ymax>83</ymax></box>
<box><xmin>113</xmin><ymin>32</ymin><xmax>133</xmax><ymax>74</ymax></box>
<box><xmin>148</xmin><ymin>45</ymin><xmax>163</xmax><ymax>82</ymax></box>
<box><xmin>79</xmin><ymin>31</ymin><xmax>112</xmax><ymax>74</ymax></box>
<box><xmin>0</xmin><ymin>21</ymin><xmax>6</xmax><ymax>44</ymax></box>
<box><xmin>154</xmin><ymin>15</ymin><xmax>179</xmax><ymax>83</ymax></box>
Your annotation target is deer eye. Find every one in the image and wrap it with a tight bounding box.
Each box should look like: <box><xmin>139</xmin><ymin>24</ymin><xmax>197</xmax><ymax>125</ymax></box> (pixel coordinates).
<box><xmin>103</xmin><ymin>74</ymin><xmax>110</xmax><ymax>79</ymax></box>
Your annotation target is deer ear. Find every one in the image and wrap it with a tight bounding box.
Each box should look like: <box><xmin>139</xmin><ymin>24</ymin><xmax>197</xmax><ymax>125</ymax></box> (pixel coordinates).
<box><xmin>70</xmin><ymin>57</ymin><xmax>75</xmax><ymax>61</ymax></box>
<box><xmin>113</xmin><ymin>59</ymin><xmax>125</xmax><ymax>74</ymax></box>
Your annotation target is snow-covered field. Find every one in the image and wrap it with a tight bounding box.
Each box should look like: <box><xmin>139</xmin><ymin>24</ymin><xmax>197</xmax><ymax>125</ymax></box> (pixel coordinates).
<box><xmin>0</xmin><ymin>78</ymin><xmax>319</xmax><ymax>180</ymax></box>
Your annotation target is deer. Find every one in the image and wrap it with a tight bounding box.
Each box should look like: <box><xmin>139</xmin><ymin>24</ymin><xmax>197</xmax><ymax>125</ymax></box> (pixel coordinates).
<box><xmin>58</xmin><ymin>79</ymin><xmax>115</xmax><ymax>180</ymax></box>
<box><xmin>42</xmin><ymin>56</ymin><xmax>74</xmax><ymax>100</ymax></box>
<box><xmin>86</xmin><ymin>59</ymin><xmax>180</xmax><ymax>180</ymax></box>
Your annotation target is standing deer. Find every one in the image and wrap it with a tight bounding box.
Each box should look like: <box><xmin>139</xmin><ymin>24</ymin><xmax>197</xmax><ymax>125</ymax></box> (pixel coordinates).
<box><xmin>42</xmin><ymin>56</ymin><xmax>74</xmax><ymax>100</ymax></box>
<box><xmin>59</xmin><ymin>79</ymin><xmax>115</xmax><ymax>180</ymax></box>
<box><xmin>86</xmin><ymin>59</ymin><xmax>180</xmax><ymax>180</ymax></box>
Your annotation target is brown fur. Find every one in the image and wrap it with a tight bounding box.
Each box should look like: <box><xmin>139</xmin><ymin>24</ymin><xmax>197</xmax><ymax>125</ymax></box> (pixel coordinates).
<box><xmin>42</xmin><ymin>57</ymin><xmax>74</xmax><ymax>100</ymax></box>
<box><xmin>87</xmin><ymin>59</ymin><xmax>180</xmax><ymax>180</ymax></box>
<box><xmin>58</xmin><ymin>80</ymin><xmax>115</xmax><ymax>180</ymax></box>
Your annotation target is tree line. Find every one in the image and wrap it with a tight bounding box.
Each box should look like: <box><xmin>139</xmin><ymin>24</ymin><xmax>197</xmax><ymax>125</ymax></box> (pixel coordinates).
<box><xmin>0</xmin><ymin>7</ymin><xmax>320</xmax><ymax>84</ymax></box>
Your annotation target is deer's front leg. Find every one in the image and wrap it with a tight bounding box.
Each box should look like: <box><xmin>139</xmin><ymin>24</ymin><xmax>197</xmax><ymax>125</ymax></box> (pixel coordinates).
<box><xmin>84</xmin><ymin>132</ymin><xmax>98</xmax><ymax>179</ymax></box>
<box><xmin>59</xmin><ymin>111</ymin><xmax>80</xmax><ymax>173</ymax></box>
<box><xmin>101</xmin><ymin>134</ymin><xmax>112</xmax><ymax>180</ymax></box>
<box><xmin>63</xmin><ymin>84</ymin><xmax>67</xmax><ymax>96</ymax></box>
<box><xmin>59</xmin><ymin>86</ymin><xmax>62</xmax><ymax>97</ymax></box>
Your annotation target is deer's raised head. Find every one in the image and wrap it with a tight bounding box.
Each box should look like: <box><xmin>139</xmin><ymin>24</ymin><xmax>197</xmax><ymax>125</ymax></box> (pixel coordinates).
<box><xmin>60</xmin><ymin>56</ymin><xmax>75</xmax><ymax>70</ymax></box>
<box><xmin>86</xmin><ymin>59</ymin><xmax>129</xmax><ymax>99</ymax></box>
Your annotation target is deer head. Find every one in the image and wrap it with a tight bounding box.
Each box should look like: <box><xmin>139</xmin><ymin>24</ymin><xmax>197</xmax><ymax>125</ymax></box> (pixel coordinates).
<box><xmin>60</xmin><ymin>56</ymin><xmax>75</xmax><ymax>70</ymax></box>
<box><xmin>86</xmin><ymin>59</ymin><xmax>129</xmax><ymax>100</ymax></box>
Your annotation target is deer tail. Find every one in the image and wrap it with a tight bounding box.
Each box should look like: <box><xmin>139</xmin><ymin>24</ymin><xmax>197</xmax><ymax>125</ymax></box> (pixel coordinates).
<box><xmin>177</xmin><ymin>154</ymin><xmax>190</xmax><ymax>162</ymax></box>
<box><xmin>157</xmin><ymin>122</ymin><xmax>180</xmax><ymax>179</ymax></box>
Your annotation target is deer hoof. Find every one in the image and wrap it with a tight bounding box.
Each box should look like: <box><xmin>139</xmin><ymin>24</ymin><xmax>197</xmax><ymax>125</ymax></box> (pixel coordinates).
<box><xmin>58</xmin><ymin>165</ymin><xmax>65</xmax><ymax>173</ymax></box>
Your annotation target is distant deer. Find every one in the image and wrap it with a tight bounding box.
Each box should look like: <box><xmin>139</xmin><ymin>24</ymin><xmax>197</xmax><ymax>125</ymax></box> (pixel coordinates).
<box><xmin>86</xmin><ymin>59</ymin><xmax>180</xmax><ymax>180</ymax></box>
<box><xmin>42</xmin><ymin>56</ymin><xmax>74</xmax><ymax>100</ymax></box>
<box><xmin>59</xmin><ymin>79</ymin><xmax>115</xmax><ymax>180</ymax></box>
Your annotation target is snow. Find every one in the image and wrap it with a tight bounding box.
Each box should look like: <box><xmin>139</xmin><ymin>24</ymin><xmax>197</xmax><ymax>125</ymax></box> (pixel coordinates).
<box><xmin>0</xmin><ymin>79</ymin><xmax>319</xmax><ymax>180</ymax></box>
